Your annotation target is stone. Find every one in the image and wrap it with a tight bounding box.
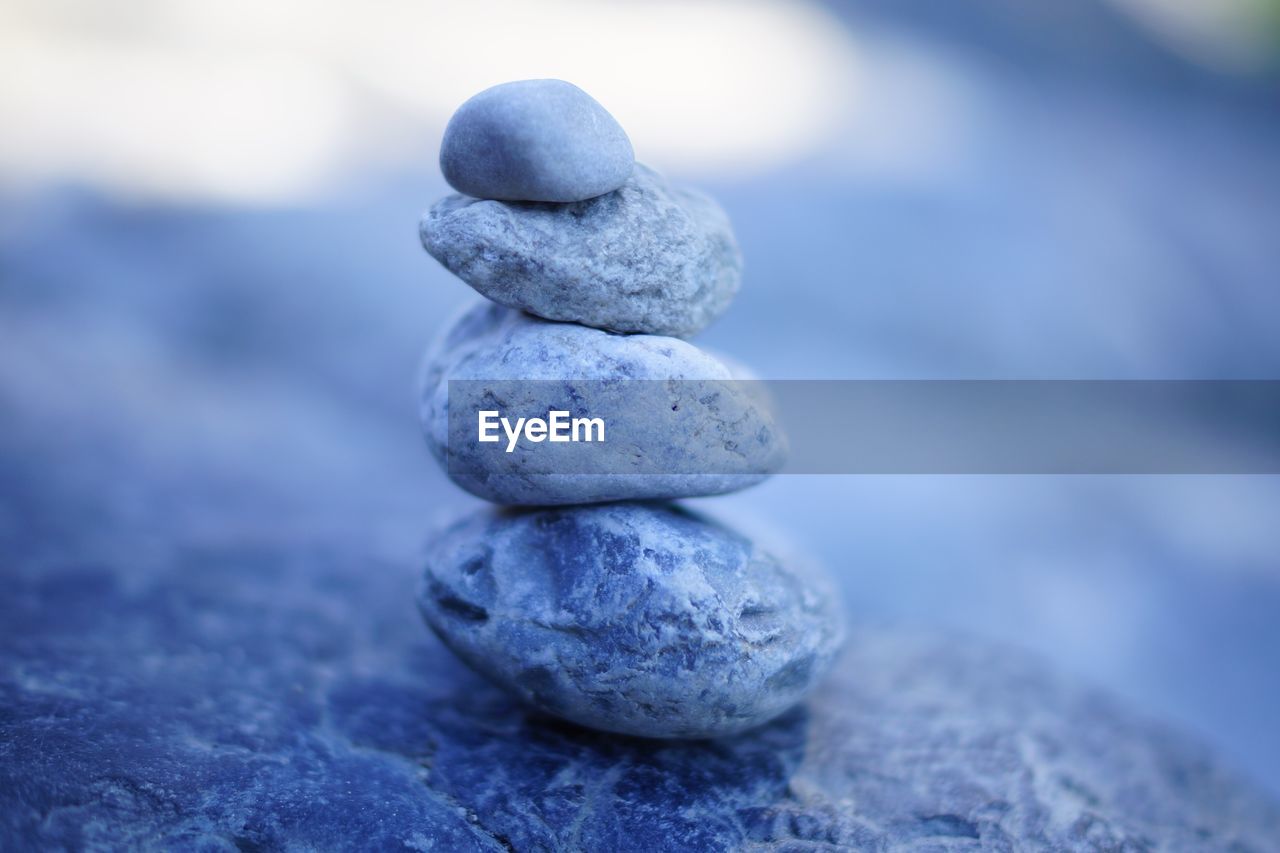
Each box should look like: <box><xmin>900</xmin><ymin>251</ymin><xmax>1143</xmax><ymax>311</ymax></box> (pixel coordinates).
<box><xmin>439</xmin><ymin>79</ymin><xmax>634</xmax><ymax>203</ymax></box>
<box><xmin>420</xmin><ymin>165</ymin><xmax>742</xmax><ymax>337</ymax></box>
<box><xmin>418</xmin><ymin>502</ymin><xmax>845</xmax><ymax>739</ymax></box>
<box><xmin>7</xmin><ymin>535</ymin><xmax>1279</xmax><ymax>849</ymax></box>
<box><xmin>419</xmin><ymin>301</ymin><xmax>785</xmax><ymax>505</ymax></box>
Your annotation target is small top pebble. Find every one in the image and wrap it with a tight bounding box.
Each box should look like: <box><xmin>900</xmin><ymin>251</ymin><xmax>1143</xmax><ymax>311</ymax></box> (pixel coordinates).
<box><xmin>440</xmin><ymin>79</ymin><xmax>634</xmax><ymax>203</ymax></box>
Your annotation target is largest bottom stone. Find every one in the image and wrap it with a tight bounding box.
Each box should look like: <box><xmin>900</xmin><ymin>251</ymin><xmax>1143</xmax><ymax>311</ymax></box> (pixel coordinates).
<box><xmin>418</xmin><ymin>502</ymin><xmax>845</xmax><ymax>739</ymax></box>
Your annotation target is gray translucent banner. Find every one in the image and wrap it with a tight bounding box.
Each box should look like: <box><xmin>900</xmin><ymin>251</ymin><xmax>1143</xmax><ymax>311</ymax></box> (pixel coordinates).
<box><xmin>445</xmin><ymin>380</ymin><xmax>1280</xmax><ymax>474</ymax></box>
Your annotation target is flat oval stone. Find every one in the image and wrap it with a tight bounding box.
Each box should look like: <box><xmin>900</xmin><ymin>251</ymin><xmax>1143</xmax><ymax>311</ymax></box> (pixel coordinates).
<box><xmin>420</xmin><ymin>301</ymin><xmax>785</xmax><ymax>505</ymax></box>
<box><xmin>418</xmin><ymin>502</ymin><xmax>845</xmax><ymax>739</ymax></box>
<box><xmin>421</xmin><ymin>165</ymin><xmax>742</xmax><ymax>337</ymax></box>
<box><xmin>439</xmin><ymin>79</ymin><xmax>634</xmax><ymax>203</ymax></box>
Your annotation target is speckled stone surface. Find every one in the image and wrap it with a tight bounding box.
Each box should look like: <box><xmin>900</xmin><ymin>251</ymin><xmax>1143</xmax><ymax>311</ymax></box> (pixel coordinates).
<box><xmin>418</xmin><ymin>503</ymin><xmax>844</xmax><ymax>739</ymax></box>
<box><xmin>420</xmin><ymin>165</ymin><xmax>742</xmax><ymax>337</ymax></box>
<box><xmin>6</xmin><ymin>538</ymin><xmax>1279</xmax><ymax>851</ymax></box>
<box><xmin>420</xmin><ymin>301</ymin><xmax>784</xmax><ymax>505</ymax></box>
<box><xmin>439</xmin><ymin>79</ymin><xmax>634</xmax><ymax>203</ymax></box>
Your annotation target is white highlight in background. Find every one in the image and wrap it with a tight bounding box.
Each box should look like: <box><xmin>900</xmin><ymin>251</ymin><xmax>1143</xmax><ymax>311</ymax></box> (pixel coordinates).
<box><xmin>0</xmin><ymin>0</ymin><xmax>862</xmax><ymax>203</ymax></box>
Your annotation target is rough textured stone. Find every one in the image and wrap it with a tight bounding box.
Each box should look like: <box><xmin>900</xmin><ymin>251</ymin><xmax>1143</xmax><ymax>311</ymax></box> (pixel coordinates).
<box><xmin>420</xmin><ymin>165</ymin><xmax>742</xmax><ymax>337</ymax></box>
<box><xmin>418</xmin><ymin>503</ymin><xmax>844</xmax><ymax>739</ymax></box>
<box><xmin>6</xmin><ymin>537</ymin><xmax>1279</xmax><ymax>850</ymax></box>
<box><xmin>439</xmin><ymin>79</ymin><xmax>634</xmax><ymax>203</ymax></box>
<box><xmin>420</xmin><ymin>301</ymin><xmax>784</xmax><ymax>505</ymax></box>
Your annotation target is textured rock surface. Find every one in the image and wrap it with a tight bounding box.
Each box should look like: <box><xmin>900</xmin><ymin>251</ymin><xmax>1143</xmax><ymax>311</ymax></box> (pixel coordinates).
<box><xmin>420</xmin><ymin>301</ymin><xmax>784</xmax><ymax>505</ymax></box>
<box><xmin>5</xmin><ymin>536</ymin><xmax>1278</xmax><ymax>850</ymax></box>
<box><xmin>419</xmin><ymin>503</ymin><xmax>844</xmax><ymax>739</ymax></box>
<box><xmin>421</xmin><ymin>165</ymin><xmax>742</xmax><ymax>337</ymax></box>
<box><xmin>440</xmin><ymin>79</ymin><xmax>634</xmax><ymax>203</ymax></box>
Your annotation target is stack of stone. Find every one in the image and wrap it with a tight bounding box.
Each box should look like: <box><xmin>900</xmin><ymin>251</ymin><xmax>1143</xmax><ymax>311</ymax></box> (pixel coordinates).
<box><xmin>416</xmin><ymin>79</ymin><xmax>843</xmax><ymax>739</ymax></box>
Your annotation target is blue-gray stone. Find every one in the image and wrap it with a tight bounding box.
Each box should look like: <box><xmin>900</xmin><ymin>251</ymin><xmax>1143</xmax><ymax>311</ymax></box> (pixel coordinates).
<box><xmin>420</xmin><ymin>165</ymin><xmax>742</xmax><ymax>337</ymax></box>
<box><xmin>418</xmin><ymin>503</ymin><xmax>845</xmax><ymax>739</ymax></box>
<box><xmin>8</xmin><ymin>537</ymin><xmax>1279</xmax><ymax>850</ymax></box>
<box><xmin>439</xmin><ymin>79</ymin><xmax>634</xmax><ymax>203</ymax></box>
<box><xmin>420</xmin><ymin>301</ymin><xmax>784</xmax><ymax>505</ymax></box>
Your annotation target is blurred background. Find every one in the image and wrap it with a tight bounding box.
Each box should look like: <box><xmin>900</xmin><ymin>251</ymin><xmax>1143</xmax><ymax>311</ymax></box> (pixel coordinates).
<box><xmin>3</xmin><ymin>0</ymin><xmax>1279</xmax><ymax>800</ymax></box>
